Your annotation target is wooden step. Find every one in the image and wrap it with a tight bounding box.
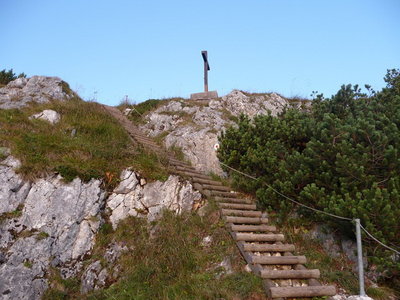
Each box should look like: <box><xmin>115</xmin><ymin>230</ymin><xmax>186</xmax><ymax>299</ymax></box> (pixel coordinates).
<box><xmin>171</xmin><ymin>163</ymin><xmax>192</xmax><ymax>169</ymax></box>
<box><xmin>234</xmin><ymin>233</ymin><xmax>284</xmax><ymax>242</ymax></box>
<box><xmin>269</xmin><ymin>285</ymin><xmax>336</xmax><ymax>298</ymax></box>
<box><xmin>251</xmin><ymin>255</ymin><xmax>306</xmax><ymax>265</ymax></box>
<box><xmin>261</xmin><ymin>269</ymin><xmax>320</xmax><ymax>279</ymax></box>
<box><xmin>225</xmin><ymin>216</ymin><xmax>268</xmax><ymax>224</ymax></box>
<box><xmin>221</xmin><ymin>209</ymin><xmax>262</xmax><ymax>217</ymax></box>
<box><xmin>219</xmin><ymin>198</ymin><xmax>253</xmax><ymax>204</ymax></box>
<box><xmin>219</xmin><ymin>203</ymin><xmax>257</xmax><ymax>210</ymax></box>
<box><xmin>174</xmin><ymin>164</ymin><xmax>197</xmax><ymax>171</ymax></box>
<box><xmin>170</xmin><ymin>161</ymin><xmax>192</xmax><ymax>168</ymax></box>
<box><xmin>215</xmin><ymin>197</ymin><xmax>252</xmax><ymax>204</ymax></box>
<box><xmin>243</xmin><ymin>243</ymin><xmax>294</xmax><ymax>252</ymax></box>
<box><xmin>231</xmin><ymin>224</ymin><xmax>276</xmax><ymax>232</ymax></box>
<box><xmin>202</xmin><ymin>184</ymin><xmax>231</xmax><ymax>192</ymax></box>
<box><xmin>190</xmin><ymin>177</ymin><xmax>223</xmax><ymax>186</ymax></box>
<box><xmin>176</xmin><ymin>171</ymin><xmax>210</xmax><ymax>180</ymax></box>
<box><xmin>209</xmin><ymin>190</ymin><xmax>238</xmax><ymax>198</ymax></box>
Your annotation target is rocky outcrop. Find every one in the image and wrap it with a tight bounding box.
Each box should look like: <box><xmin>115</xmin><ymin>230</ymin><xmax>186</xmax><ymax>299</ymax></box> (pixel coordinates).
<box><xmin>0</xmin><ymin>152</ymin><xmax>202</xmax><ymax>299</ymax></box>
<box><xmin>0</xmin><ymin>154</ymin><xmax>105</xmax><ymax>300</ymax></box>
<box><xmin>0</xmin><ymin>76</ymin><xmax>75</xmax><ymax>109</ymax></box>
<box><xmin>140</xmin><ymin>90</ymin><xmax>310</xmax><ymax>175</ymax></box>
<box><xmin>106</xmin><ymin>169</ymin><xmax>202</xmax><ymax>228</ymax></box>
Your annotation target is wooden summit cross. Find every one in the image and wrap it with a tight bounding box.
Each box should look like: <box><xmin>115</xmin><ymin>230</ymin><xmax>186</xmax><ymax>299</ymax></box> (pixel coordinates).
<box><xmin>190</xmin><ymin>50</ymin><xmax>218</xmax><ymax>100</ymax></box>
<box><xmin>202</xmin><ymin>50</ymin><xmax>210</xmax><ymax>92</ymax></box>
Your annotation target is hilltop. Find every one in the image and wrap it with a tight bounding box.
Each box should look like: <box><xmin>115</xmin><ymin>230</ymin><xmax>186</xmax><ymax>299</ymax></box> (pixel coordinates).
<box><xmin>1</xmin><ymin>73</ymin><xmax>398</xmax><ymax>299</ymax></box>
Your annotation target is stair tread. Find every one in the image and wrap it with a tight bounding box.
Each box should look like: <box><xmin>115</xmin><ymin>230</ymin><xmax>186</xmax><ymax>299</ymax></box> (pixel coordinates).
<box><xmin>221</xmin><ymin>209</ymin><xmax>262</xmax><ymax>217</ymax></box>
<box><xmin>261</xmin><ymin>269</ymin><xmax>320</xmax><ymax>279</ymax></box>
<box><xmin>269</xmin><ymin>285</ymin><xmax>336</xmax><ymax>298</ymax></box>
<box><xmin>234</xmin><ymin>232</ymin><xmax>284</xmax><ymax>242</ymax></box>
<box><xmin>231</xmin><ymin>224</ymin><xmax>276</xmax><ymax>232</ymax></box>
<box><xmin>225</xmin><ymin>216</ymin><xmax>269</xmax><ymax>224</ymax></box>
<box><xmin>202</xmin><ymin>184</ymin><xmax>231</xmax><ymax>191</ymax></box>
<box><xmin>251</xmin><ymin>255</ymin><xmax>306</xmax><ymax>265</ymax></box>
<box><xmin>243</xmin><ymin>243</ymin><xmax>294</xmax><ymax>252</ymax></box>
<box><xmin>219</xmin><ymin>203</ymin><xmax>257</xmax><ymax>210</ymax></box>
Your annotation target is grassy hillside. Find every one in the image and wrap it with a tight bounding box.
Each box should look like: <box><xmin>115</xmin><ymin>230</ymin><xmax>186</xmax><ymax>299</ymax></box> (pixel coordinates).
<box><xmin>43</xmin><ymin>203</ymin><xmax>265</xmax><ymax>300</ymax></box>
<box><xmin>0</xmin><ymin>97</ymin><xmax>169</xmax><ymax>185</ymax></box>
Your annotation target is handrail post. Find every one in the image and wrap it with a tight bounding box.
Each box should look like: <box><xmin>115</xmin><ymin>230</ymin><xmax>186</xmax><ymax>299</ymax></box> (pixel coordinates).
<box><xmin>355</xmin><ymin>218</ymin><xmax>366</xmax><ymax>296</ymax></box>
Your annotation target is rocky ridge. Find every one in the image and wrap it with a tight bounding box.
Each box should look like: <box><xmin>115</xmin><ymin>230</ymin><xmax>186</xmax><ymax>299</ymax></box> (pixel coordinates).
<box><xmin>0</xmin><ymin>76</ymin><xmax>75</xmax><ymax>109</ymax></box>
<box><xmin>140</xmin><ymin>90</ymin><xmax>309</xmax><ymax>175</ymax></box>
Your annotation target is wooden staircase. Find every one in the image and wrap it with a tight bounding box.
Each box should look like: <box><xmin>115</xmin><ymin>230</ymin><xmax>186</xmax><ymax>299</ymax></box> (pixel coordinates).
<box><xmin>103</xmin><ymin>105</ymin><xmax>337</xmax><ymax>299</ymax></box>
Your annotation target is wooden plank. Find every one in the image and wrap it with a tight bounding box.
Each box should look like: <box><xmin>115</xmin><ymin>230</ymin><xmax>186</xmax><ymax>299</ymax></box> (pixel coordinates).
<box><xmin>234</xmin><ymin>233</ymin><xmax>284</xmax><ymax>242</ymax></box>
<box><xmin>209</xmin><ymin>190</ymin><xmax>238</xmax><ymax>197</ymax></box>
<box><xmin>225</xmin><ymin>216</ymin><xmax>268</xmax><ymax>224</ymax></box>
<box><xmin>260</xmin><ymin>269</ymin><xmax>320</xmax><ymax>279</ymax></box>
<box><xmin>190</xmin><ymin>177</ymin><xmax>223</xmax><ymax>186</ymax></box>
<box><xmin>251</xmin><ymin>255</ymin><xmax>307</xmax><ymax>265</ymax></box>
<box><xmin>215</xmin><ymin>197</ymin><xmax>252</xmax><ymax>204</ymax></box>
<box><xmin>270</xmin><ymin>286</ymin><xmax>336</xmax><ymax>298</ymax></box>
<box><xmin>219</xmin><ymin>203</ymin><xmax>257</xmax><ymax>210</ymax></box>
<box><xmin>231</xmin><ymin>224</ymin><xmax>276</xmax><ymax>232</ymax></box>
<box><xmin>221</xmin><ymin>209</ymin><xmax>262</xmax><ymax>217</ymax></box>
<box><xmin>176</xmin><ymin>171</ymin><xmax>210</xmax><ymax>180</ymax></box>
<box><xmin>243</xmin><ymin>243</ymin><xmax>294</xmax><ymax>252</ymax></box>
<box><xmin>202</xmin><ymin>184</ymin><xmax>231</xmax><ymax>192</ymax></box>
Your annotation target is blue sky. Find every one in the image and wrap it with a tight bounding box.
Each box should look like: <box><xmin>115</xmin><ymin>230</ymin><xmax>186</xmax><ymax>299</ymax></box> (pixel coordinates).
<box><xmin>1</xmin><ymin>0</ymin><xmax>399</xmax><ymax>105</ymax></box>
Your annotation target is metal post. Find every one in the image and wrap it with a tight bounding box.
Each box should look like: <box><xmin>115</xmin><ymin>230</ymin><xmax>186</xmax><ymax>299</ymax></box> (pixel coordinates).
<box><xmin>355</xmin><ymin>219</ymin><xmax>366</xmax><ymax>296</ymax></box>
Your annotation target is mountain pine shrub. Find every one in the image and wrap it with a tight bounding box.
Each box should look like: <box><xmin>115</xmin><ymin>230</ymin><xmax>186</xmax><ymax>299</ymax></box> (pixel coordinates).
<box><xmin>218</xmin><ymin>70</ymin><xmax>400</xmax><ymax>288</ymax></box>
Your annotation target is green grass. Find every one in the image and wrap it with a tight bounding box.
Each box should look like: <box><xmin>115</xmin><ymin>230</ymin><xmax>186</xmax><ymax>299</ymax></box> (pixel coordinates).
<box><xmin>0</xmin><ymin>97</ymin><xmax>168</xmax><ymax>186</ymax></box>
<box><xmin>44</xmin><ymin>204</ymin><xmax>265</xmax><ymax>300</ymax></box>
<box><xmin>0</xmin><ymin>204</ymin><xmax>24</xmax><ymax>223</ymax></box>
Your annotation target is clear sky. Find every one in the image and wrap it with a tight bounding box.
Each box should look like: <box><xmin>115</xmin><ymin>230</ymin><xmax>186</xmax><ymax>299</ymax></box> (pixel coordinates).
<box><xmin>1</xmin><ymin>0</ymin><xmax>399</xmax><ymax>105</ymax></box>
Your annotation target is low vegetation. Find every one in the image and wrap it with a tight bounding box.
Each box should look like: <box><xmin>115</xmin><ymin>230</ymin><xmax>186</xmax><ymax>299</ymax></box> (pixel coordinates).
<box><xmin>43</xmin><ymin>205</ymin><xmax>265</xmax><ymax>300</ymax></box>
<box><xmin>218</xmin><ymin>69</ymin><xmax>400</xmax><ymax>293</ymax></box>
<box><xmin>118</xmin><ymin>97</ymin><xmax>186</xmax><ymax>124</ymax></box>
<box><xmin>0</xmin><ymin>68</ymin><xmax>26</xmax><ymax>86</ymax></box>
<box><xmin>0</xmin><ymin>97</ymin><xmax>168</xmax><ymax>185</ymax></box>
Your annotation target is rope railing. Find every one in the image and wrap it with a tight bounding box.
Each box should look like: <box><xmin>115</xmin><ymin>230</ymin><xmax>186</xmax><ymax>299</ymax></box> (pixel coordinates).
<box><xmin>219</xmin><ymin>161</ymin><xmax>400</xmax><ymax>255</ymax></box>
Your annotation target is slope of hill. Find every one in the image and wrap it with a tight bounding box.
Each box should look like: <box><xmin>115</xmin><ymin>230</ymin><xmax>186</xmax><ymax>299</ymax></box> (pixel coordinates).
<box><xmin>0</xmin><ymin>77</ymin><xmax>264</xmax><ymax>300</ymax></box>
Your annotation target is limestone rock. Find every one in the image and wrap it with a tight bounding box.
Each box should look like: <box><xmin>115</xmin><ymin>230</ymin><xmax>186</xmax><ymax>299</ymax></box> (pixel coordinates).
<box><xmin>0</xmin><ymin>156</ymin><xmax>106</xmax><ymax>300</ymax></box>
<box><xmin>106</xmin><ymin>169</ymin><xmax>202</xmax><ymax>228</ymax></box>
<box><xmin>0</xmin><ymin>76</ymin><xmax>75</xmax><ymax>109</ymax></box>
<box><xmin>80</xmin><ymin>260</ymin><xmax>102</xmax><ymax>293</ymax></box>
<box><xmin>306</xmin><ymin>225</ymin><xmax>368</xmax><ymax>272</ymax></box>
<box><xmin>0</xmin><ymin>147</ymin><xmax>11</xmax><ymax>157</ymax></box>
<box><xmin>1</xmin><ymin>157</ymin><xmax>203</xmax><ymax>299</ymax></box>
<box><xmin>330</xmin><ymin>295</ymin><xmax>375</xmax><ymax>300</ymax></box>
<box><xmin>30</xmin><ymin>109</ymin><xmax>60</xmax><ymax>124</ymax></box>
<box><xmin>140</xmin><ymin>91</ymin><xmax>310</xmax><ymax>175</ymax></box>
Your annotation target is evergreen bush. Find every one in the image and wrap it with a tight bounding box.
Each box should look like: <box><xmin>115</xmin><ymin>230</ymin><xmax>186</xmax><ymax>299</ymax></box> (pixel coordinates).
<box><xmin>218</xmin><ymin>70</ymin><xmax>400</xmax><ymax>286</ymax></box>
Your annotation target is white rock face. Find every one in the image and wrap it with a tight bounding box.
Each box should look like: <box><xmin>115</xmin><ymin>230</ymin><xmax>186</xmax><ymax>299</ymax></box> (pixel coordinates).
<box><xmin>0</xmin><ymin>76</ymin><xmax>75</xmax><ymax>109</ymax></box>
<box><xmin>0</xmin><ymin>154</ymin><xmax>202</xmax><ymax>299</ymax></box>
<box><xmin>107</xmin><ymin>169</ymin><xmax>202</xmax><ymax>228</ymax></box>
<box><xmin>140</xmin><ymin>90</ymin><xmax>310</xmax><ymax>175</ymax></box>
<box><xmin>30</xmin><ymin>109</ymin><xmax>61</xmax><ymax>124</ymax></box>
<box><xmin>0</xmin><ymin>154</ymin><xmax>106</xmax><ymax>300</ymax></box>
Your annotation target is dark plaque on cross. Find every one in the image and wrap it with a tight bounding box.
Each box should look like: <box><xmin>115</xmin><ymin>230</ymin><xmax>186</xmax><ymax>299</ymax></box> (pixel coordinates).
<box><xmin>190</xmin><ymin>50</ymin><xmax>218</xmax><ymax>100</ymax></box>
